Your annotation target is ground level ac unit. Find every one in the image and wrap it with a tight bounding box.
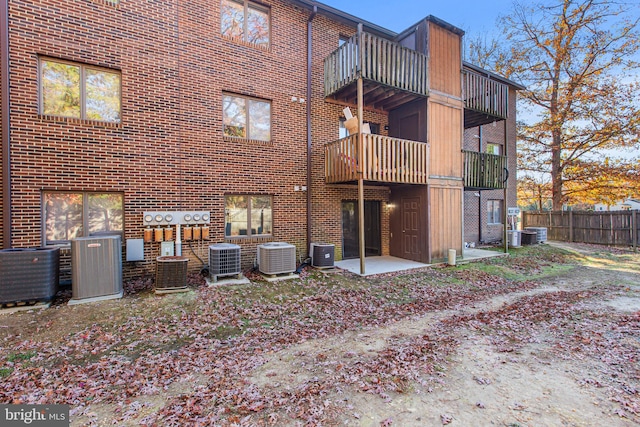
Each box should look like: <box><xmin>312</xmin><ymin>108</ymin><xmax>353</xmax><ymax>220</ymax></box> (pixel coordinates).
<box><xmin>310</xmin><ymin>243</ymin><xmax>335</xmax><ymax>268</ymax></box>
<box><xmin>257</xmin><ymin>242</ymin><xmax>296</xmax><ymax>275</ymax></box>
<box><xmin>209</xmin><ymin>243</ymin><xmax>242</xmax><ymax>281</ymax></box>
<box><xmin>525</xmin><ymin>227</ymin><xmax>547</xmax><ymax>243</ymax></box>
<box><xmin>70</xmin><ymin>235</ymin><xmax>123</xmax><ymax>304</ymax></box>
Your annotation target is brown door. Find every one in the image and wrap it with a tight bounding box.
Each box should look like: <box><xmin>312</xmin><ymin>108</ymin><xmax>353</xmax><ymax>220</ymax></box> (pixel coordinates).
<box><xmin>388</xmin><ymin>99</ymin><xmax>427</xmax><ymax>142</ymax></box>
<box><xmin>402</xmin><ymin>197</ymin><xmax>421</xmax><ymax>261</ymax></box>
<box><xmin>389</xmin><ymin>186</ymin><xmax>429</xmax><ymax>263</ymax></box>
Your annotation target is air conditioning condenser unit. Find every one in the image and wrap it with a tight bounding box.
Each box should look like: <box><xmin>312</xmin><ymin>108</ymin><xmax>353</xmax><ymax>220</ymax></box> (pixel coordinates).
<box><xmin>310</xmin><ymin>243</ymin><xmax>335</xmax><ymax>268</ymax></box>
<box><xmin>69</xmin><ymin>235</ymin><xmax>123</xmax><ymax>304</ymax></box>
<box><xmin>209</xmin><ymin>243</ymin><xmax>242</xmax><ymax>282</ymax></box>
<box><xmin>257</xmin><ymin>242</ymin><xmax>296</xmax><ymax>275</ymax></box>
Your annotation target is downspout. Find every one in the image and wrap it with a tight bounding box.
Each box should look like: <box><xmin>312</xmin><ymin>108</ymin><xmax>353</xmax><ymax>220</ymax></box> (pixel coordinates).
<box><xmin>306</xmin><ymin>5</ymin><xmax>316</xmax><ymax>256</ymax></box>
<box><xmin>1</xmin><ymin>0</ymin><xmax>11</xmax><ymax>249</ymax></box>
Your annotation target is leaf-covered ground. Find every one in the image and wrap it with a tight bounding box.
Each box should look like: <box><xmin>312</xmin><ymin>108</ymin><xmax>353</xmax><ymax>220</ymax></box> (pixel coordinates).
<box><xmin>0</xmin><ymin>242</ymin><xmax>638</xmax><ymax>426</ymax></box>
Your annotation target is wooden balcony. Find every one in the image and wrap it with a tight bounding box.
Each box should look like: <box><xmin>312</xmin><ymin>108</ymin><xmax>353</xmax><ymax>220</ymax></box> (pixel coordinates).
<box><xmin>463</xmin><ymin>150</ymin><xmax>508</xmax><ymax>190</ymax></box>
<box><xmin>463</xmin><ymin>69</ymin><xmax>509</xmax><ymax>128</ymax></box>
<box><xmin>325</xmin><ymin>134</ymin><xmax>429</xmax><ymax>185</ymax></box>
<box><xmin>324</xmin><ymin>31</ymin><xmax>429</xmax><ymax>110</ymax></box>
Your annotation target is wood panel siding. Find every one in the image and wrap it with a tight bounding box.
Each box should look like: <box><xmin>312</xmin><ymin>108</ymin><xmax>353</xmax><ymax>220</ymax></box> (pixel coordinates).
<box><xmin>429</xmin><ymin>185</ymin><xmax>463</xmax><ymax>261</ymax></box>
<box><xmin>325</xmin><ymin>134</ymin><xmax>429</xmax><ymax>185</ymax></box>
<box><xmin>428</xmin><ymin>97</ymin><xmax>463</xmax><ymax>179</ymax></box>
<box><xmin>463</xmin><ymin>150</ymin><xmax>508</xmax><ymax>190</ymax></box>
<box><xmin>324</xmin><ymin>31</ymin><xmax>429</xmax><ymax>99</ymax></box>
<box><xmin>428</xmin><ymin>22</ymin><xmax>461</xmax><ymax>96</ymax></box>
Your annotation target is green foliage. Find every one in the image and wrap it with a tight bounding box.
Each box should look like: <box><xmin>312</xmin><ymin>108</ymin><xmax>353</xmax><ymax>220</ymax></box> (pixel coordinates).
<box><xmin>7</xmin><ymin>351</ymin><xmax>36</xmax><ymax>362</ymax></box>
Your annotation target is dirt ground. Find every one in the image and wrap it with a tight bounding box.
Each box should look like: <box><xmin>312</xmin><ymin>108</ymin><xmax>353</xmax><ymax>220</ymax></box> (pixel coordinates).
<box><xmin>250</xmin><ymin>243</ymin><xmax>640</xmax><ymax>426</ymax></box>
<box><xmin>1</xmin><ymin>242</ymin><xmax>638</xmax><ymax>426</ymax></box>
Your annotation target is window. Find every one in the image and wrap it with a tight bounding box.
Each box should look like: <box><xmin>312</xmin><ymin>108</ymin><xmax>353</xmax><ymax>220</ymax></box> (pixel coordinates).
<box><xmin>223</xmin><ymin>93</ymin><xmax>271</xmax><ymax>142</ymax></box>
<box><xmin>43</xmin><ymin>192</ymin><xmax>124</xmax><ymax>245</ymax></box>
<box><xmin>486</xmin><ymin>143</ymin><xmax>502</xmax><ymax>155</ymax></box>
<box><xmin>339</xmin><ymin>118</ymin><xmax>379</xmax><ymax>138</ymax></box>
<box><xmin>221</xmin><ymin>0</ymin><xmax>270</xmax><ymax>48</ymax></box>
<box><xmin>225</xmin><ymin>195</ymin><xmax>272</xmax><ymax>237</ymax></box>
<box><xmin>40</xmin><ymin>58</ymin><xmax>121</xmax><ymax>123</ymax></box>
<box><xmin>487</xmin><ymin>199</ymin><xmax>503</xmax><ymax>225</ymax></box>
<box><xmin>339</xmin><ymin>118</ymin><xmax>348</xmax><ymax>139</ymax></box>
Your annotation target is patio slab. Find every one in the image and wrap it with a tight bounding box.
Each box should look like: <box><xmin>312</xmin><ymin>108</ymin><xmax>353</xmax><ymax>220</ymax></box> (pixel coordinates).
<box><xmin>335</xmin><ymin>248</ymin><xmax>507</xmax><ymax>276</ymax></box>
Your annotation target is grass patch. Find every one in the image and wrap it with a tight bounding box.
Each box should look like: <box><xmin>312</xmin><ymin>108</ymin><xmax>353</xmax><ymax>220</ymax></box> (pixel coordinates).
<box><xmin>7</xmin><ymin>351</ymin><xmax>36</xmax><ymax>363</ymax></box>
<box><xmin>456</xmin><ymin>244</ymin><xmax>577</xmax><ymax>281</ymax></box>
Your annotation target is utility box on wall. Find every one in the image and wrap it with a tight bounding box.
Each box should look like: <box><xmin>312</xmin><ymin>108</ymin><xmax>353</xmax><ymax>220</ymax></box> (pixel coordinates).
<box><xmin>69</xmin><ymin>235</ymin><xmax>123</xmax><ymax>305</ymax></box>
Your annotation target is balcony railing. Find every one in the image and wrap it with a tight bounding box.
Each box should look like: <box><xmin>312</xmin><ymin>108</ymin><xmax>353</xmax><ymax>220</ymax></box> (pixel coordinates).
<box><xmin>325</xmin><ymin>134</ymin><xmax>429</xmax><ymax>185</ymax></box>
<box><xmin>324</xmin><ymin>31</ymin><xmax>429</xmax><ymax>98</ymax></box>
<box><xmin>463</xmin><ymin>69</ymin><xmax>509</xmax><ymax>122</ymax></box>
<box><xmin>463</xmin><ymin>150</ymin><xmax>508</xmax><ymax>190</ymax></box>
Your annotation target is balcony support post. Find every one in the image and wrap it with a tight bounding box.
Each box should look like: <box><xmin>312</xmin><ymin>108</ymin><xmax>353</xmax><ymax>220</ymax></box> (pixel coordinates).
<box><xmin>357</xmin><ymin>74</ymin><xmax>366</xmax><ymax>275</ymax></box>
<box><xmin>503</xmin><ymin>120</ymin><xmax>509</xmax><ymax>254</ymax></box>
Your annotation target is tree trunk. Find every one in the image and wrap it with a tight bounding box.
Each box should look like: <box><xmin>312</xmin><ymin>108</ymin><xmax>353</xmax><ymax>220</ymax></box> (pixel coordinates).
<box><xmin>551</xmin><ymin>133</ymin><xmax>563</xmax><ymax>210</ymax></box>
<box><xmin>537</xmin><ymin>185</ymin><xmax>543</xmax><ymax>211</ymax></box>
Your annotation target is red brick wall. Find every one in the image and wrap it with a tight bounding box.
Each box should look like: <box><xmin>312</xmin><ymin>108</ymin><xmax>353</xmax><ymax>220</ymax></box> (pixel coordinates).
<box><xmin>6</xmin><ymin>0</ymin><xmax>317</xmax><ymax>277</ymax></box>
<box><xmin>5</xmin><ymin>0</ymin><xmax>518</xmax><ymax>278</ymax></box>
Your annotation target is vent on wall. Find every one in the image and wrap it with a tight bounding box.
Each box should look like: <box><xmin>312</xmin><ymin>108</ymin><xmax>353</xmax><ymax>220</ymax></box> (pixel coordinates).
<box><xmin>257</xmin><ymin>242</ymin><xmax>296</xmax><ymax>275</ymax></box>
<box><xmin>209</xmin><ymin>243</ymin><xmax>242</xmax><ymax>282</ymax></box>
<box><xmin>310</xmin><ymin>243</ymin><xmax>335</xmax><ymax>268</ymax></box>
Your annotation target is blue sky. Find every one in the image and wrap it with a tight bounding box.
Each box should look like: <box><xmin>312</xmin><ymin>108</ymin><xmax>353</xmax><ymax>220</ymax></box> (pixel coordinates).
<box><xmin>318</xmin><ymin>0</ymin><xmax>514</xmax><ymax>38</ymax></box>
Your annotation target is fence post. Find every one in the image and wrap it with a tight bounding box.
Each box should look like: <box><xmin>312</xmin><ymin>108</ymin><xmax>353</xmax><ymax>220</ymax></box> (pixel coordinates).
<box><xmin>569</xmin><ymin>210</ymin><xmax>573</xmax><ymax>242</ymax></box>
<box><xmin>633</xmin><ymin>210</ymin><xmax>637</xmax><ymax>252</ymax></box>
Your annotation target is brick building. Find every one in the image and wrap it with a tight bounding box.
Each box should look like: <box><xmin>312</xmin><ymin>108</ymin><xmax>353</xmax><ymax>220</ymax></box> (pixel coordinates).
<box><xmin>0</xmin><ymin>0</ymin><xmax>521</xmax><ymax>279</ymax></box>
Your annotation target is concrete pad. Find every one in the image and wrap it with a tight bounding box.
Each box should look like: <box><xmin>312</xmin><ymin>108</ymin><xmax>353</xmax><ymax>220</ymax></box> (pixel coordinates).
<box><xmin>154</xmin><ymin>287</ymin><xmax>189</xmax><ymax>295</ymax></box>
<box><xmin>335</xmin><ymin>256</ymin><xmax>428</xmax><ymax>276</ymax></box>
<box><xmin>460</xmin><ymin>248</ymin><xmax>509</xmax><ymax>263</ymax></box>
<box><xmin>336</xmin><ymin>248</ymin><xmax>509</xmax><ymax>276</ymax></box>
<box><xmin>68</xmin><ymin>291</ymin><xmax>123</xmax><ymax>305</ymax></box>
<box><xmin>260</xmin><ymin>273</ymin><xmax>300</xmax><ymax>282</ymax></box>
<box><xmin>206</xmin><ymin>276</ymin><xmax>250</xmax><ymax>287</ymax></box>
<box><xmin>0</xmin><ymin>302</ymin><xmax>51</xmax><ymax>314</ymax></box>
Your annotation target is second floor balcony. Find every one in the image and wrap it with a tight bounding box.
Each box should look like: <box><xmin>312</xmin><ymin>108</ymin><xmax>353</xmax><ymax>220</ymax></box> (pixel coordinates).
<box><xmin>325</xmin><ymin>134</ymin><xmax>429</xmax><ymax>185</ymax></box>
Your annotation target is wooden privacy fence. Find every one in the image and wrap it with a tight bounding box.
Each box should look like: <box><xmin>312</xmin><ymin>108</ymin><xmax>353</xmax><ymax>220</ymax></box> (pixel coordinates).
<box><xmin>523</xmin><ymin>210</ymin><xmax>639</xmax><ymax>250</ymax></box>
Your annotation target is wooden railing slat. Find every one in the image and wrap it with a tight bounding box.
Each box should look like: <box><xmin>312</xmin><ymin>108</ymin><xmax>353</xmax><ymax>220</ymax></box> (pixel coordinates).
<box><xmin>324</xmin><ymin>31</ymin><xmax>429</xmax><ymax>98</ymax></box>
<box><xmin>325</xmin><ymin>134</ymin><xmax>429</xmax><ymax>185</ymax></box>
<box><xmin>462</xmin><ymin>69</ymin><xmax>509</xmax><ymax>119</ymax></box>
<box><xmin>462</xmin><ymin>150</ymin><xmax>507</xmax><ymax>190</ymax></box>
